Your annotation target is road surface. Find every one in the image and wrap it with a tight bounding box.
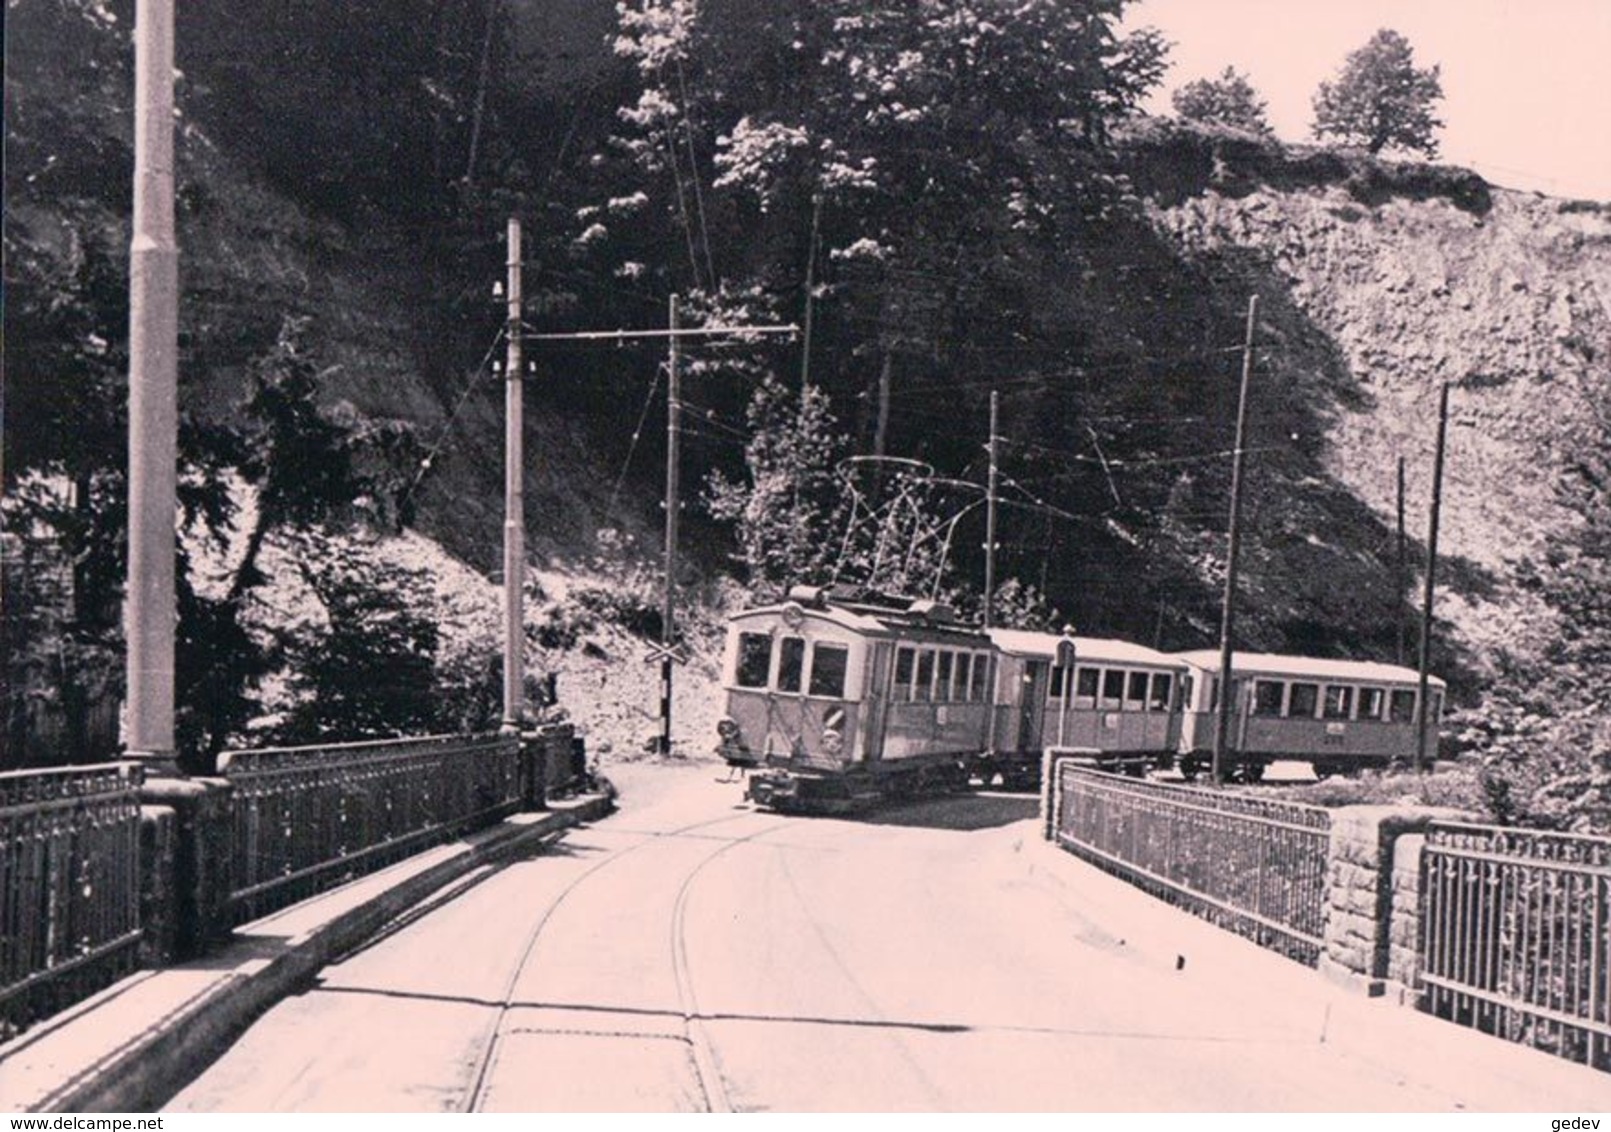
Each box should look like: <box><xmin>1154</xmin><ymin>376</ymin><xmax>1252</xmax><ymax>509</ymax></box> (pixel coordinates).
<box><xmin>167</xmin><ymin>759</ymin><xmax>1608</xmax><ymax>1111</ymax></box>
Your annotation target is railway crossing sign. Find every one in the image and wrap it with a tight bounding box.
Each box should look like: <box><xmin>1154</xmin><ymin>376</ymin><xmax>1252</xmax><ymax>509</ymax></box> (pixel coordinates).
<box><xmin>642</xmin><ymin>642</ymin><xmax>690</xmax><ymax>667</ymax></box>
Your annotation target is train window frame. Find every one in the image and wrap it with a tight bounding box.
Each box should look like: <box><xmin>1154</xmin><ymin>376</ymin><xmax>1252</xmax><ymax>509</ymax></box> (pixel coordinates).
<box><xmin>893</xmin><ymin>647</ymin><xmax>915</xmax><ymax>702</ymax></box>
<box><xmin>735</xmin><ymin>631</ymin><xmax>773</xmax><ymax>689</ymax></box>
<box><xmin>970</xmin><ymin>653</ymin><xmax>989</xmax><ymax>702</ymax></box>
<box><xmin>1287</xmin><ymin>682</ymin><xmax>1319</xmax><ymax>718</ymax></box>
<box><xmin>807</xmin><ymin>642</ymin><xmax>850</xmax><ymax>699</ymax></box>
<box><xmin>1100</xmin><ymin>669</ymin><xmax>1124</xmax><ymax>710</ymax></box>
<box><xmin>1124</xmin><ymin>670</ymin><xmax>1148</xmax><ymax>710</ymax></box>
<box><xmin>935</xmin><ymin>651</ymin><xmax>954</xmax><ymax>702</ymax></box>
<box><xmin>955</xmin><ymin>653</ymin><xmax>972</xmax><ymax>701</ymax></box>
<box><xmin>1073</xmin><ymin>667</ymin><xmax>1098</xmax><ymax>710</ymax></box>
<box><xmin>777</xmin><ymin>636</ymin><xmax>807</xmax><ymax>694</ymax></box>
<box><xmin>914</xmin><ymin>649</ymin><xmax>935</xmax><ymax>702</ymax></box>
<box><xmin>1047</xmin><ymin>665</ymin><xmax>1067</xmax><ymax>702</ymax></box>
<box><xmin>1389</xmin><ymin>688</ymin><xmax>1417</xmax><ymax>723</ymax></box>
<box><xmin>1428</xmin><ymin>689</ymin><xmax>1444</xmax><ymax>721</ymax></box>
<box><xmin>1359</xmin><ymin>686</ymin><xmax>1386</xmax><ymax>720</ymax></box>
<box><xmin>1252</xmin><ymin>679</ymin><xmax>1285</xmax><ymax>717</ymax></box>
<box><xmin>1148</xmin><ymin>672</ymin><xmax>1173</xmax><ymax>712</ymax></box>
<box><xmin>1322</xmin><ymin>685</ymin><xmax>1354</xmax><ymax>720</ymax></box>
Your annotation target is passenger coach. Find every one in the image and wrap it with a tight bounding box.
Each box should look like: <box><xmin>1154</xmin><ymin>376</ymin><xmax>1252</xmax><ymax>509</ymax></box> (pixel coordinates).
<box><xmin>1174</xmin><ymin>650</ymin><xmax>1446</xmax><ymax>777</ymax></box>
<box><xmin>982</xmin><ymin>630</ymin><xmax>1187</xmax><ymax>787</ymax></box>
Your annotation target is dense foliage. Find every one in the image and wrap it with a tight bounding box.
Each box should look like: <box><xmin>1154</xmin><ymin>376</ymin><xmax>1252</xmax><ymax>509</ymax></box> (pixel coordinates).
<box><xmin>1171</xmin><ymin>67</ymin><xmax>1272</xmax><ymax>136</ymax></box>
<box><xmin>1311</xmin><ymin>29</ymin><xmax>1444</xmax><ymax>158</ymax></box>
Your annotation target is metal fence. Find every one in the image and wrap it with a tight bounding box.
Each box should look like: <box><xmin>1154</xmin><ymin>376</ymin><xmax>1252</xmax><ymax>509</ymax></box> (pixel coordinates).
<box><xmin>1422</xmin><ymin>822</ymin><xmax>1611</xmax><ymax>1071</ymax></box>
<box><xmin>0</xmin><ymin>763</ymin><xmax>144</xmax><ymax>1036</ymax></box>
<box><xmin>219</xmin><ymin>733</ymin><xmax>522</xmax><ymax>923</ymax></box>
<box><xmin>1052</xmin><ymin>762</ymin><xmax>1333</xmax><ymax>964</ymax></box>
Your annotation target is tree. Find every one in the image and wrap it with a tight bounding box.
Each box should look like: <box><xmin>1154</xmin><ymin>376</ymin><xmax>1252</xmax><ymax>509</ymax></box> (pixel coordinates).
<box><xmin>1311</xmin><ymin>29</ymin><xmax>1444</xmax><ymax>157</ymax></box>
<box><xmin>706</xmin><ymin>377</ymin><xmax>849</xmax><ymax>596</ymax></box>
<box><xmin>1172</xmin><ymin>67</ymin><xmax>1271</xmax><ymax>135</ymax></box>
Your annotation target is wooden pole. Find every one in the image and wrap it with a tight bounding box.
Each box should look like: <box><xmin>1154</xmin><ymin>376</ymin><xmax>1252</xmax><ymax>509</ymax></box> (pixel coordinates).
<box><xmin>1213</xmin><ymin>294</ymin><xmax>1258</xmax><ymax>783</ymax></box>
<box><xmin>1415</xmin><ymin>382</ymin><xmax>1450</xmax><ymax>772</ymax></box>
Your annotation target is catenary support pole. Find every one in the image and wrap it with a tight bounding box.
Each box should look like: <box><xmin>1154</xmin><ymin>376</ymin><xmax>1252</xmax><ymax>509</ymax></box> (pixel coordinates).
<box><xmin>660</xmin><ymin>296</ymin><xmax>682</xmax><ymax>756</ymax></box>
<box><xmin>1213</xmin><ymin>294</ymin><xmax>1258</xmax><ymax>783</ymax></box>
<box><xmin>126</xmin><ymin>0</ymin><xmax>179</xmax><ymax>770</ymax></box>
<box><xmin>1397</xmin><ymin>454</ymin><xmax>1408</xmax><ymax>666</ymax></box>
<box><xmin>501</xmin><ymin>217</ymin><xmax>525</xmax><ymax>731</ymax></box>
<box><xmin>1415</xmin><ymin>382</ymin><xmax>1450</xmax><ymax>772</ymax></box>
<box><xmin>984</xmin><ymin>390</ymin><xmax>999</xmax><ymax>631</ymax></box>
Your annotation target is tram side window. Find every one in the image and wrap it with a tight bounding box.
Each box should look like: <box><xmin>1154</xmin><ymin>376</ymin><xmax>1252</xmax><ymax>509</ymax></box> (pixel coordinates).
<box><xmin>1048</xmin><ymin>665</ymin><xmax>1067</xmax><ymax>701</ymax></box>
<box><xmin>1100</xmin><ymin>669</ymin><xmax>1124</xmax><ymax>709</ymax></box>
<box><xmin>935</xmin><ymin>652</ymin><xmax>954</xmax><ymax>702</ymax></box>
<box><xmin>1389</xmin><ymin>689</ymin><xmax>1417</xmax><ymax>722</ymax></box>
<box><xmin>735</xmin><ymin>632</ymin><xmax>772</xmax><ymax>689</ymax></box>
<box><xmin>914</xmin><ymin>650</ymin><xmax>935</xmax><ymax>701</ymax></box>
<box><xmin>1181</xmin><ymin>673</ymin><xmax>1195</xmax><ymax>710</ymax></box>
<box><xmin>1125</xmin><ymin>671</ymin><xmax>1148</xmax><ymax>710</ymax></box>
<box><xmin>894</xmin><ymin>648</ymin><xmax>915</xmax><ymax>702</ymax></box>
<box><xmin>1287</xmin><ymin>682</ymin><xmax>1319</xmax><ymax>718</ymax></box>
<box><xmin>955</xmin><ymin>654</ymin><xmax>972</xmax><ymax>701</ymax></box>
<box><xmin>1253</xmin><ymin>680</ymin><xmax>1285</xmax><ymax>717</ymax></box>
<box><xmin>1360</xmin><ymin>687</ymin><xmax>1385</xmax><ymax>720</ymax></box>
<box><xmin>1150</xmin><ymin>672</ymin><xmax>1173</xmax><ymax>711</ymax></box>
<box><xmin>808</xmin><ymin>643</ymin><xmax>850</xmax><ymax>698</ymax></box>
<box><xmin>777</xmin><ymin>637</ymin><xmax>806</xmax><ymax>693</ymax></box>
<box><xmin>1428</xmin><ymin>690</ymin><xmax>1444</xmax><ymax>721</ymax></box>
<box><xmin>1074</xmin><ymin>667</ymin><xmax>1098</xmax><ymax>709</ymax></box>
<box><xmin>970</xmin><ymin>654</ymin><xmax>989</xmax><ymax>701</ymax></box>
<box><xmin>1323</xmin><ymin>685</ymin><xmax>1354</xmax><ymax>720</ymax></box>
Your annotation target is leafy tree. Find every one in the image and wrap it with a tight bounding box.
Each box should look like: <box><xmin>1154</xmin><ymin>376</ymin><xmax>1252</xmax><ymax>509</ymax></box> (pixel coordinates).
<box><xmin>1457</xmin><ymin>386</ymin><xmax>1611</xmax><ymax>833</ymax></box>
<box><xmin>1311</xmin><ymin>29</ymin><xmax>1444</xmax><ymax>157</ymax></box>
<box><xmin>1172</xmin><ymin>67</ymin><xmax>1272</xmax><ymax>135</ymax></box>
<box><xmin>706</xmin><ymin>377</ymin><xmax>848</xmax><ymax>595</ymax></box>
<box><xmin>275</xmin><ymin>535</ymin><xmax>442</xmax><ymax>743</ymax></box>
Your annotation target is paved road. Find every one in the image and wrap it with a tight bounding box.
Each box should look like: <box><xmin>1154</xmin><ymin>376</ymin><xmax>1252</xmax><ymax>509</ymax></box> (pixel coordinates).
<box><xmin>167</xmin><ymin>760</ymin><xmax>1610</xmax><ymax>1112</ymax></box>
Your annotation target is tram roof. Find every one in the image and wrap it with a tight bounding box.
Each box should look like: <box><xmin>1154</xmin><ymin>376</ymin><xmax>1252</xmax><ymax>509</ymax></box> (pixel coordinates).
<box><xmin>731</xmin><ymin>599</ymin><xmax>990</xmax><ymax>643</ymax></box>
<box><xmin>1172</xmin><ymin>649</ymin><xmax>1446</xmax><ymax>688</ymax></box>
<box><xmin>988</xmin><ymin>629</ymin><xmax>1184</xmax><ymax>669</ymax></box>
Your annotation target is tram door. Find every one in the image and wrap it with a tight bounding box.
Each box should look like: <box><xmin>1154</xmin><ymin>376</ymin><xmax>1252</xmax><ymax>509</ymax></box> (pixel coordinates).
<box><xmin>862</xmin><ymin>642</ymin><xmax>892</xmax><ymax>761</ymax></box>
<box><xmin>1017</xmin><ymin>660</ymin><xmax>1050</xmax><ymax>753</ymax></box>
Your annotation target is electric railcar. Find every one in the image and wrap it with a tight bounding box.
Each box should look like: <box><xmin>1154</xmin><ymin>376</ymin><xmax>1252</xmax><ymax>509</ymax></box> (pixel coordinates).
<box><xmin>715</xmin><ymin>588</ymin><xmax>1451</xmax><ymax>811</ymax></box>
<box><xmin>978</xmin><ymin>630</ymin><xmax>1188</xmax><ymax>788</ymax></box>
<box><xmin>716</xmin><ymin>587</ymin><xmax>993</xmax><ymax>812</ymax></box>
<box><xmin>1173</xmin><ymin>650</ymin><xmax>1446</xmax><ymax>778</ymax></box>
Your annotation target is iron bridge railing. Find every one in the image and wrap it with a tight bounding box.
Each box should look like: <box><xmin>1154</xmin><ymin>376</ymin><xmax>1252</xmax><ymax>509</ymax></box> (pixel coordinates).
<box><xmin>219</xmin><ymin>732</ymin><xmax>522</xmax><ymax>923</ymax></box>
<box><xmin>1421</xmin><ymin>821</ymin><xmax>1611</xmax><ymax>1071</ymax></box>
<box><xmin>0</xmin><ymin>763</ymin><xmax>143</xmax><ymax>1036</ymax></box>
<box><xmin>1053</xmin><ymin>763</ymin><xmax>1332</xmax><ymax>965</ymax></box>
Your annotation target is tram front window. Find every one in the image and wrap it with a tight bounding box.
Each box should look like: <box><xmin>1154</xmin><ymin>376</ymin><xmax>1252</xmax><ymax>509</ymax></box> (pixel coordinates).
<box><xmin>736</xmin><ymin>633</ymin><xmax>772</xmax><ymax>688</ymax></box>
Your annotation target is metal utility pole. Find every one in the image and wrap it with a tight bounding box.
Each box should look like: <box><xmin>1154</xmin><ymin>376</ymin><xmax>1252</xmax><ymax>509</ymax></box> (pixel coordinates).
<box><xmin>1415</xmin><ymin>382</ymin><xmax>1451</xmax><ymax>772</ymax></box>
<box><xmin>1396</xmin><ymin>455</ymin><xmax>1408</xmax><ymax>666</ymax></box>
<box><xmin>984</xmin><ymin>390</ymin><xmax>1000</xmax><ymax>630</ymax></box>
<box><xmin>501</xmin><ymin>218</ymin><xmax>525</xmax><ymax>732</ymax></box>
<box><xmin>660</xmin><ymin>296</ymin><xmax>683</xmax><ymax>756</ymax></box>
<box><xmin>126</xmin><ymin>0</ymin><xmax>178</xmax><ymax>770</ymax></box>
<box><xmin>1213</xmin><ymin>294</ymin><xmax>1259</xmax><ymax>783</ymax></box>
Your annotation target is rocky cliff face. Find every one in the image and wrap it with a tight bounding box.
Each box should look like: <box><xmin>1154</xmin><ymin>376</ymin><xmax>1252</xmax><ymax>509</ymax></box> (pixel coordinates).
<box><xmin>1128</xmin><ymin>124</ymin><xmax>1611</xmax><ymax>672</ymax></box>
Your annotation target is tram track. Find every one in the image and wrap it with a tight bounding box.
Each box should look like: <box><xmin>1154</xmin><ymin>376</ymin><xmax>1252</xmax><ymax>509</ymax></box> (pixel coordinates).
<box><xmin>456</xmin><ymin>808</ymin><xmax>791</xmax><ymax>1113</ymax></box>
